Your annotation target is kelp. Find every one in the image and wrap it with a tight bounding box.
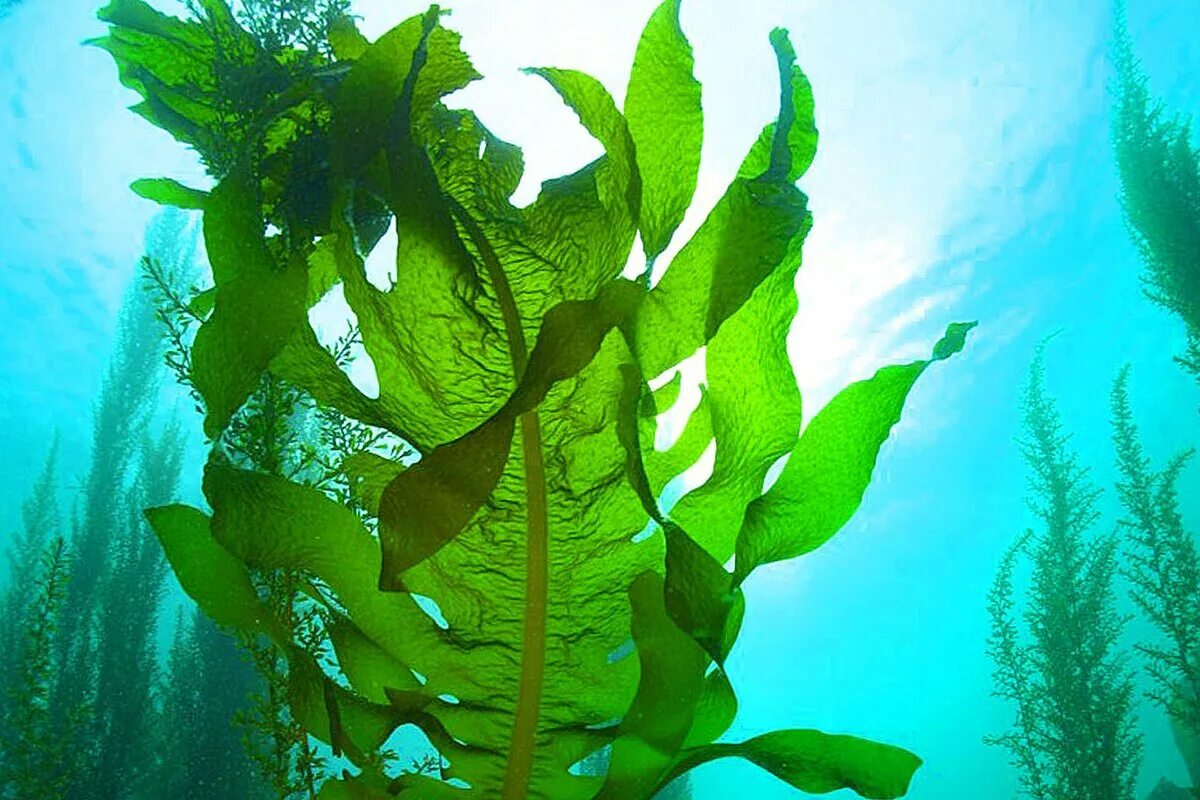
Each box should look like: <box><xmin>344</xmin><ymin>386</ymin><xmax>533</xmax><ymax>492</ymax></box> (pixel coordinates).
<box><xmin>99</xmin><ymin>1</ymin><xmax>974</xmax><ymax>797</ymax></box>
<box><xmin>986</xmin><ymin>346</ymin><xmax>1141</xmax><ymax>800</ymax></box>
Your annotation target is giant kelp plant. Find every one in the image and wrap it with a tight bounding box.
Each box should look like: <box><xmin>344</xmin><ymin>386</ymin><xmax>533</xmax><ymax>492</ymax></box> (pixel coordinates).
<box><xmin>986</xmin><ymin>347</ymin><xmax>1141</xmax><ymax>800</ymax></box>
<box><xmin>97</xmin><ymin>0</ymin><xmax>974</xmax><ymax>797</ymax></box>
<box><xmin>1112</xmin><ymin>6</ymin><xmax>1200</xmax><ymax>388</ymax></box>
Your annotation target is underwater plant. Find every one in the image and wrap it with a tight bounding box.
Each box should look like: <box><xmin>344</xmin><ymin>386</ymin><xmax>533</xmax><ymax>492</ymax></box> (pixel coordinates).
<box><xmin>0</xmin><ymin>536</ymin><xmax>72</xmax><ymax>800</ymax></box>
<box><xmin>98</xmin><ymin>0</ymin><xmax>974</xmax><ymax>797</ymax></box>
<box><xmin>1112</xmin><ymin>370</ymin><xmax>1200</xmax><ymax>796</ymax></box>
<box><xmin>986</xmin><ymin>346</ymin><xmax>1141</xmax><ymax>800</ymax></box>
<box><xmin>155</xmin><ymin>609</ymin><xmax>270</xmax><ymax>799</ymax></box>
<box><xmin>0</xmin><ymin>439</ymin><xmax>60</xmax><ymax>704</ymax></box>
<box><xmin>1111</xmin><ymin>7</ymin><xmax>1200</xmax><ymax>388</ymax></box>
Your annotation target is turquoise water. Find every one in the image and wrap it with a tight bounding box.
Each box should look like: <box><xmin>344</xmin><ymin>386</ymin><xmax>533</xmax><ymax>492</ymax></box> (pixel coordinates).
<box><xmin>1</xmin><ymin>1</ymin><xmax>1197</xmax><ymax>798</ymax></box>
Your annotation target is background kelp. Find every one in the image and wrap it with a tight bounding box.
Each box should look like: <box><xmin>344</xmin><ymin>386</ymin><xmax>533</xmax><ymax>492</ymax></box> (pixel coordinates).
<box><xmin>97</xmin><ymin>1</ymin><xmax>973</xmax><ymax>797</ymax></box>
<box><xmin>1111</xmin><ymin>6</ymin><xmax>1200</xmax><ymax>796</ymax></box>
<box><xmin>985</xmin><ymin>344</ymin><xmax>1141</xmax><ymax>800</ymax></box>
<box><xmin>1112</xmin><ymin>3</ymin><xmax>1200</xmax><ymax>389</ymax></box>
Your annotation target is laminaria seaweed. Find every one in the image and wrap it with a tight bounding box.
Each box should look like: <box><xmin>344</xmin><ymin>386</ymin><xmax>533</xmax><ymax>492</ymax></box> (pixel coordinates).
<box><xmin>93</xmin><ymin>1</ymin><xmax>973</xmax><ymax>797</ymax></box>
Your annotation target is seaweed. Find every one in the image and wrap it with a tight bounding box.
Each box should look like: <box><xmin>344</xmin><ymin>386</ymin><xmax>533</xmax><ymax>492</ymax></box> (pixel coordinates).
<box><xmin>1112</xmin><ymin>369</ymin><xmax>1200</xmax><ymax>793</ymax></box>
<box><xmin>1111</xmin><ymin>4</ymin><xmax>1200</xmax><ymax>387</ymax></box>
<box><xmin>99</xmin><ymin>1</ymin><xmax>975</xmax><ymax>797</ymax></box>
<box><xmin>986</xmin><ymin>346</ymin><xmax>1141</xmax><ymax>800</ymax></box>
<box><xmin>154</xmin><ymin>609</ymin><xmax>270</xmax><ymax>799</ymax></box>
<box><xmin>0</xmin><ymin>439</ymin><xmax>60</xmax><ymax>701</ymax></box>
<box><xmin>0</xmin><ymin>536</ymin><xmax>73</xmax><ymax>800</ymax></box>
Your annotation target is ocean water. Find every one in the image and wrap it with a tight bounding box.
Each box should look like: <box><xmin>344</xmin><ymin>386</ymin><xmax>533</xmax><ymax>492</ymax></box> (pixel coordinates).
<box><xmin>0</xmin><ymin>0</ymin><xmax>1197</xmax><ymax>798</ymax></box>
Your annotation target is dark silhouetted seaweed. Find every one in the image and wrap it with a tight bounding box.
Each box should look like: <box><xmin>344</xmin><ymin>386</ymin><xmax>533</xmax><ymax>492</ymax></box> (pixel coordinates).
<box><xmin>1112</xmin><ymin>5</ymin><xmax>1200</xmax><ymax>389</ymax></box>
<box><xmin>986</xmin><ymin>345</ymin><xmax>1141</xmax><ymax>800</ymax></box>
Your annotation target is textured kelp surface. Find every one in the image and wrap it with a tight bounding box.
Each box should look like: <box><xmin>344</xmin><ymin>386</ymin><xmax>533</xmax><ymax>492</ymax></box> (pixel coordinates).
<box><xmin>96</xmin><ymin>1</ymin><xmax>972</xmax><ymax>797</ymax></box>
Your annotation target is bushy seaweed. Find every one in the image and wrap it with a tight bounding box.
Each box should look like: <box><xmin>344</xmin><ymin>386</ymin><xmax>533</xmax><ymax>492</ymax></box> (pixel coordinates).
<box><xmin>0</xmin><ymin>536</ymin><xmax>72</xmax><ymax>800</ymax></box>
<box><xmin>986</xmin><ymin>346</ymin><xmax>1141</xmax><ymax>800</ymax></box>
<box><xmin>98</xmin><ymin>1</ymin><xmax>974</xmax><ymax>797</ymax></box>
<box><xmin>1112</xmin><ymin>370</ymin><xmax>1200</xmax><ymax>795</ymax></box>
<box><xmin>1111</xmin><ymin>5</ymin><xmax>1200</xmax><ymax>388</ymax></box>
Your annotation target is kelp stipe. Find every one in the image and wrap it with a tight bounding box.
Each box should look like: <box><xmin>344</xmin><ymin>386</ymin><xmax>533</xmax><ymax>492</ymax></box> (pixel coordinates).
<box><xmin>986</xmin><ymin>345</ymin><xmax>1141</xmax><ymax>800</ymax></box>
<box><xmin>100</xmin><ymin>1</ymin><xmax>975</xmax><ymax>796</ymax></box>
<box><xmin>1112</xmin><ymin>370</ymin><xmax>1200</xmax><ymax>797</ymax></box>
<box><xmin>1111</xmin><ymin>3</ymin><xmax>1200</xmax><ymax>389</ymax></box>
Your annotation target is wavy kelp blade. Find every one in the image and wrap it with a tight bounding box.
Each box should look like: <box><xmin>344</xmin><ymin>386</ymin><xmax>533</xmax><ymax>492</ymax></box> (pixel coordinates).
<box><xmin>616</xmin><ymin>366</ymin><xmax>742</xmax><ymax>665</ymax></box>
<box><xmin>329</xmin><ymin>11</ymin><xmax>514</xmax><ymax>450</ymax></box>
<box><xmin>377</xmin><ymin>417</ymin><xmax>515</xmax><ymax>588</ymax></box>
<box><xmin>662</xmin><ymin>729</ymin><xmax>922</xmax><ymax>799</ymax></box>
<box><xmin>682</xmin><ymin>668</ymin><xmax>737</xmax><ymax>749</ymax></box>
<box><xmin>663</xmin><ymin>523</ymin><xmax>744</xmax><ymax>663</ymax></box>
<box><xmin>200</xmin><ymin>465</ymin><xmax>456</xmax><ymax>680</ymax></box>
<box><xmin>147</xmin><ymin>503</ymin><xmax>401</xmax><ymax>766</ymax></box>
<box><xmin>328</xmin><ymin>14</ymin><xmax>370</xmax><ymax>61</ymax></box>
<box><xmin>192</xmin><ymin>170</ymin><xmax>308</xmax><ymax>436</ymax></box>
<box><xmin>130</xmin><ymin>177</ymin><xmax>208</xmax><ymax>209</ymax></box>
<box><xmin>624</xmin><ymin>0</ymin><xmax>702</xmax><ymax>263</ymax></box>
<box><xmin>144</xmin><ymin>504</ymin><xmax>284</xmax><ymax>641</ymax></box>
<box><xmin>377</xmin><ymin>281</ymin><xmax>643</xmax><ymax>583</ymax></box>
<box><xmin>633</xmin><ymin>28</ymin><xmax>812</xmax><ymax>381</ymax></box>
<box><xmin>734</xmin><ymin>322</ymin><xmax>976</xmax><ymax>581</ymax></box>
<box><xmin>509</xmin><ymin>66</ymin><xmax>640</xmax><ymax>308</ymax></box>
<box><xmin>665</xmin><ymin>30</ymin><xmax>815</xmax><ymax>558</ymax></box>
<box><xmin>91</xmin><ymin>0</ymin><xmax>223</xmax><ymax>152</ymax></box>
<box><xmin>318</xmin><ymin>774</ymin><xmax>395</xmax><ymax>800</ymax></box>
<box><xmin>596</xmin><ymin>571</ymin><xmax>709</xmax><ymax>799</ymax></box>
<box><xmin>737</xmin><ymin>30</ymin><xmax>818</xmax><ymax>183</ymax></box>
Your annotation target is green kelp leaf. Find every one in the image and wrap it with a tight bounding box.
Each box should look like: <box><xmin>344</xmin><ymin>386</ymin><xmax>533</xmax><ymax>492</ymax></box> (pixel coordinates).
<box><xmin>131</xmin><ymin>177</ymin><xmax>208</xmax><ymax>209</ymax></box>
<box><xmin>144</xmin><ymin>504</ymin><xmax>284</xmax><ymax>641</ymax></box>
<box><xmin>734</xmin><ymin>322</ymin><xmax>976</xmax><ymax>581</ymax></box>
<box><xmin>333</xmin><ymin>8</ymin><xmax>479</xmax><ymax>171</ymax></box>
<box><xmin>682</xmin><ymin>668</ymin><xmax>737</xmax><ymax>749</ymax></box>
<box><xmin>289</xmin><ymin>650</ymin><xmax>402</xmax><ymax>764</ymax></box>
<box><xmin>668</xmin><ymin>221</ymin><xmax>807</xmax><ymax>559</ymax></box>
<box><xmin>737</xmin><ymin>30</ymin><xmax>818</xmax><ymax>183</ymax></box>
<box><xmin>330</xmin><ymin>14</ymin><xmax>511</xmax><ymax>449</ymax></box>
<box><xmin>616</xmin><ymin>366</ymin><xmax>740</xmax><ymax>668</ymax></box>
<box><xmin>663</xmin><ymin>523</ymin><xmax>744</xmax><ymax>664</ymax></box>
<box><xmin>188</xmin><ymin>286</ymin><xmax>215</xmax><ymax>319</ymax></box>
<box><xmin>638</xmin><ymin>27</ymin><xmax>810</xmax><ymax>565</ymax></box>
<box><xmin>327</xmin><ymin>616</ymin><xmax>422</xmax><ymax>705</ymax></box>
<box><xmin>664</xmin><ymin>729</ymin><xmax>922</xmax><ymax>799</ymax></box>
<box><xmin>200</xmin><ymin>464</ymin><xmax>462</xmax><ymax>689</ymax></box>
<box><xmin>597</xmin><ymin>572</ymin><xmax>709</xmax><ymax>800</ymax></box>
<box><xmin>378</xmin><ymin>416</ymin><xmax>515</xmax><ymax>586</ymax></box>
<box><xmin>328</xmin><ymin>15</ymin><xmax>369</xmax><ymax>61</ymax></box>
<box><xmin>318</xmin><ymin>774</ymin><xmax>395</xmax><ymax>800</ymax></box>
<box><xmin>505</xmin><ymin>66</ymin><xmax>640</xmax><ymax>312</ymax></box>
<box><xmin>378</xmin><ymin>280</ymin><xmax>642</xmax><ymax>583</ymax></box>
<box><xmin>192</xmin><ymin>170</ymin><xmax>308</xmax><ymax>436</ymax></box>
<box><xmin>643</xmin><ymin>388</ymin><xmax>713</xmax><ymax>496</ymax></box>
<box><xmin>633</xmin><ymin>28</ymin><xmax>812</xmax><ymax>380</ymax></box>
<box><xmin>624</xmin><ymin>0</ymin><xmax>702</xmax><ymax>262</ymax></box>
<box><xmin>341</xmin><ymin>451</ymin><xmax>406</xmax><ymax>514</ymax></box>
